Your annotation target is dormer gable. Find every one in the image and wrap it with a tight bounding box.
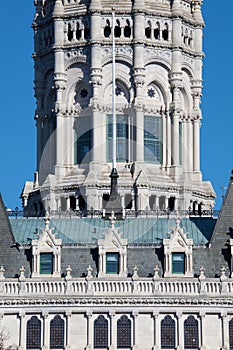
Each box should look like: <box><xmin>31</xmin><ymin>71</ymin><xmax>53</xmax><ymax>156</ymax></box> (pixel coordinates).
<box><xmin>163</xmin><ymin>218</ymin><xmax>193</xmax><ymax>277</ymax></box>
<box><xmin>98</xmin><ymin>212</ymin><xmax>128</xmax><ymax>277</ymax></box>
<box><xmin>31</xmin><ymin>214</ymin><xmax>62</xmax><ymax>278</ymax></box>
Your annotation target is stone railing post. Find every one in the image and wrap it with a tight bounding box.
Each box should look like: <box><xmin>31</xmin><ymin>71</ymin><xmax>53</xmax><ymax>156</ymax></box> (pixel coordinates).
<box><xmin>132</xmin><ymin>266</ymin><xmax>138</xmax><ymax>293</ymax></box>
<box><xmin>199</xmin><ymin>266</ymin><xmax>206</xmax><ymax>293</ymax></box>
<box><xmin>0</xmin><ymin>266</ymin><xmax>5</xmax><ymax>293</ymax></box>
<box><xmin>65</xmin><ymin>265</ymin><xmax>72</xmax><ymax>294</ymax></box>
<box><xmin>86</xmin><ymin>265</ymin><xmax>93</xmax><ymax>293</ymax></box>
<box><xmin>153</xmin><ymin>265</ymin><xmax>160</xmax><ymax>293</ymax></box>
<box><xmin>220</xmin><ymin>266</ymin><xmax>228</xmax><ymax>294</ymax></box>
<box><xmin>19</xmin><ymin>266</ymin><xmax>26</xmax><ymax>294</ymax></box>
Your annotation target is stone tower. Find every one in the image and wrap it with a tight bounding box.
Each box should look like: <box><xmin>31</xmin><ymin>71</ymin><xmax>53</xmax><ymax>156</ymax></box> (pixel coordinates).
<box><xmin>22</xmin><ymin>0</ymin><xmax>215</xmax><ymax>216</ymax></box>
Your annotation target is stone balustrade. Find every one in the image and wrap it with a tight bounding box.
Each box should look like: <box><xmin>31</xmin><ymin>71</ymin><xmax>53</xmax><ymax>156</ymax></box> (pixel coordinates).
<box><xmin>0</xmin><ymin>277</ymin><xmax>232</xmax><ymax>297</ymax></box>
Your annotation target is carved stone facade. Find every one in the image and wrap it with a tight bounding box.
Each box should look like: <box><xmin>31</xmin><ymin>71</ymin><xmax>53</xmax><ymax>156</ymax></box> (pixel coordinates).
<box><xmin>22</xmin><ymin>0</ymin><xmax>215</xmax><ymax>216</ymax></box>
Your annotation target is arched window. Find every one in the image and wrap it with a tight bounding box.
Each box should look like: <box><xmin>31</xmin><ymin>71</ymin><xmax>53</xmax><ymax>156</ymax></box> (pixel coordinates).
<box><xmin>161</xmin><ymin>315</ymin><xmax>175</xmax><ymax>349</ymax></box>
<box><xmin>184</xmin><ymin>316</ymin><xmax>199</xmax><ymax>349</ymax></box>
<box><xmin>94</xmin><ymin>315</ymin><xmax>108</xmax><ymax>348</ymax></box>
<box><xmin>104</xmin><ymin>20</ymin><xmax>111</xmax><ymax>38</ymax></box>
<box><xmin>114</xmin><ymin>19</ymin><xmax>121</xmax><ymax>38</ymax></box>
<box><xmin>154</xmin><ymin>23</ymin><xmax>160</xmax><ymax>40</ymax></box>
<box><xmin>229</xmin><ymin>319</ymin><xmax>233</xmax><ymax>350</ymax></box>
<box><xmin>26</xmin><ymin>316</ymin><xmax>41</xmax><ymax>349</ymax></box>
<box><xmin>76</xmin><ymin>23</ymin><xmax>82</xmax><ymax>40</ymax></box>
<box><xmin>162</xmin><ymin>23</ymin><xmax>169</xmax><ymax>41</ymax></box>
<box><xmin>124</xmin><ymin>20</ymin><xmax>131</xmax><ymax>38</ymax></box>
<box><xmin>117</xmin><ymin>315</ymin><xmax>131</xmax><ymax>348</ymax></box>
<box><xmin>67</xmin><ymin>23</ymin><xmax>73</xmax><ymax>42</ymax></box>
<box><xmin>145</xmin><ymin>21</ymin><xmax>151</xmax><ymax>39</ymax></box>
<box><xmin>50</xmin><ymin>315</ymin><xmax>65</xmax><ymax>349</ymax></box>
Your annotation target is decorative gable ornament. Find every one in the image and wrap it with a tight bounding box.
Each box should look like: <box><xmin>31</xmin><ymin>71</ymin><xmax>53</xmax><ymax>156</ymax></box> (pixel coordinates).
<box><xmin>98</xmin><ymin>212</ymin><xmax>128</xmax><ymax>277</ymax></box>
<box><xmin>163</xmin><ymin>218</ymin><xmax>194</xmax><ymax>277</ymax></box>
<box><xmin>31</xmin><ymin>213</ymin><xmax>62</xmax><ymax>277</ymax></box>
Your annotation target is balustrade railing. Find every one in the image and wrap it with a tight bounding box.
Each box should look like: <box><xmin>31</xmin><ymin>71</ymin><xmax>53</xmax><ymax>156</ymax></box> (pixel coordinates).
<box><xmin>7</xmin><ymin>208</ymin><xmax>219</xmax><ymax>219</ymax></box>
<box><xmin>0</xmin><ymin>277</ymin><xmax>231</xmax><ymax>297</ymax></box>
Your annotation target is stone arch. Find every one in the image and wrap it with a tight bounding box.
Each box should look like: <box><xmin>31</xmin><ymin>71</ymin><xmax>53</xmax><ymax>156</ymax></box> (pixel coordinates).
<box><xmin>65</xmin><ymin>62</ymin><xmax>91</xmax><ymax>110</ymax></box>
<box><xmin>144</xmin><ymin>58</ymin><xmax>171</xmax><ymax>73</ymax></box>
<box><xmin>102</xmin><ymin>53</ymin><xmax>133</xmax><ymax>68</ymax></box>
<box><xmin>144</xmin><ymin>67</ymin><xmax>171</xmax><ymax>108</ymax></box>
<box><xmin>182</xmin><ymin>65</ymin><xmax>194</xmax><ymax>80</ymax></box>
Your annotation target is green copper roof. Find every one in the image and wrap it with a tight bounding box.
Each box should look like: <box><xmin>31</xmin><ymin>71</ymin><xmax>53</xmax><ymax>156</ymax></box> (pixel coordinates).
<box><xmin>9</xmin><ymin>217</ymin><xmax>216</xmax><ymax>246</ymax></box>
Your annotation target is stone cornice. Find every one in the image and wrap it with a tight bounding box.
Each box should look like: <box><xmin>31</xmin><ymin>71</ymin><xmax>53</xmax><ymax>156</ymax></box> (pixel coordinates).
<box><xmin>0</xmin><ymin>296</ymin><xmax>233</xmax><ymax>308</ymax></box>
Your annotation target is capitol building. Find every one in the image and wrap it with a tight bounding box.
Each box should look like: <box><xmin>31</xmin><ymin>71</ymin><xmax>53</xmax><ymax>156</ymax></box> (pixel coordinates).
<box><xmin>0</xmin><ymin>1</ymin><xmax>232</xmax><ymax>349</ymax></box>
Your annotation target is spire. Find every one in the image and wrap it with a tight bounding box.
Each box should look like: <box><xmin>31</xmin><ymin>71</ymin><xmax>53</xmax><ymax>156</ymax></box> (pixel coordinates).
<box><xmin>53</xmin><ymin>0</ymin><xmax>64</xmax><ymax>17</ymax></box>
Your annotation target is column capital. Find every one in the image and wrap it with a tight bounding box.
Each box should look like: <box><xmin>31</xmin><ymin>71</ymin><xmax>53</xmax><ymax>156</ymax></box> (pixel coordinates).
<box><xmin>86</xmin><ymin>311</ymin><xmax>93</xmax><ymax>319</ymax></box>
<box><xmin>42</xmin><ymin>311</ymin><xmax>49</xmax><ymax>319</ymax></box>
<box><xmin>176</xmin><ymin>312</ymin><xmax>183</xmax><ymax>319</ymax></box>
<box><xmin>66</xmin><ymin>311</ymin><xmax>72</xmax><ymax>318</ymax></box>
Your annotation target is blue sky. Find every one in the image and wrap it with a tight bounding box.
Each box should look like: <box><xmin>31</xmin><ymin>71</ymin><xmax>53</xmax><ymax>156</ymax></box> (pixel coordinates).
<box><xmin>0</xmin><ymin>1</ymin><xmax>232</xmax><ymax>210</ymax></box>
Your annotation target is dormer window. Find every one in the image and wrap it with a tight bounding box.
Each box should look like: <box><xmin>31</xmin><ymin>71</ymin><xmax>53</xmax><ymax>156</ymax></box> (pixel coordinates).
<box><xmin>163</xmin><ymin>218</ymin><xmax>193</xmax><ymax>277</ymax></box>
<box><xmin>31</xmin><ymin>214</ymin><xmax>62</xmax><ymax>278</ymax></box>
<box><xmin>98</xmin><ymin>213</ymin><xmax>127</xmax><ymax>277</ymax></box>
<box><xmin>40</xmin><ymin>252</ymin><xmax>53</xmax><ymax>275</ymax></box>
<box><xmin>172</xmin><ymin>252</ymin><xmax>185</xmax><ymax>274</ymax></box>
<box><xmin>106</xmin><ymin>253</ymin><xmax>119</xmax><ymax>274</ymax></box>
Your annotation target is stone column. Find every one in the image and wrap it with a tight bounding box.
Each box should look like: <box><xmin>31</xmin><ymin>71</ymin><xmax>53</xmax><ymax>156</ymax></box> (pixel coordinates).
<box><xmin>187</xmin><ymin>118</ymin><xmax>193</xmax><ymax>171</ymax></box>
<box><xmin>162</xmin><ymin>112</ymin><xmax>167</xmax><ymax>168</ymax></box>
<box><xmin>132</xmin><ymin>312</ymin><xmax>138</xmax><ymax>349</ymax></box>
<box><xmin>42</xmin><ymin>312</ymin><xmax>49</xmax><ymax>350</ymax></box>
<box><xmin>153</xmin><ymin>313</ymin><xmax>160</xmax><ymax>350</ymax></box>
<box><xmin>19</xmin><ymin>313</ymin><xmax>26</xmax><ymax>350</ymax></box>
<box><xmin>176</xmin><ymin>312</ymin><xmax>183</xmax><ymax>350</ymax></box>
<box><xmin>133</xmin><ymin>0</ymin><xmax>145</xmax><ymax>163</ymax></box>
<box><xmin>53</xmin><ymin>1</ymin><xmax>67</xmax><ymax>177</ymax></box>
<box><xmin>193</xmin><ymin>118</ymin><xmax>200</xmax><ymax>172</ymax></box>
<box><xmin>86</xmin><ymin>312</ymin><xmax>93</xmax><ymax>350</ymax></box>
<box><xmin>109</xmin><ymin>311</ymin><xmax>116</xmax><ymax>350</ymax></box>
<box><xmin>90</xmin><ymin>0</ymin><xmax>104</xmax><ymax>165</ymax></box>
<box><xmin>221</xmin><ymin>313</ymin><xmax>229</xmax><ymax>350</ymax></box>
<box><xmin>199</xmin><ymin>312</ymin><xmax>206</xmax><ymax>350</ymax></box>
<box><xmin>166</xmin><ymin>111</ymin><xmax>172</xmax><ymax>167</ymax></box>
<box><xmin>65</xmin><ymin>311</ymin><xmax>72</xmax><ymax>349</ymax></box>
<box><xmin>171</xmin><ymin>110</ymin><xmax>180</xmax><ymax>166</ymax></box>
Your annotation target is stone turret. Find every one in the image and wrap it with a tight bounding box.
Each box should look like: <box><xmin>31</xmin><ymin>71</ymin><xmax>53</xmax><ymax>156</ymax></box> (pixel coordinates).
<box><xmin>22</xmin><ymin>0</ymin><xmax>215</xmax><ymax>216</ymax></box>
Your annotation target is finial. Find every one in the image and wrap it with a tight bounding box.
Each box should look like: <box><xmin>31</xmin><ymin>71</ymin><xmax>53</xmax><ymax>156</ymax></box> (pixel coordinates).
<box><xmin>86</xmin><ymin>265</ymin><xmax>93</xmax><ymax>280</ymax></box>
<box><xmin>19</xmin><ymin>266</ymin><xmax>26</xmax><ymax>281</ymax></box>
<box><xmin>44</xmin><ymin>212</ymin><xmax>50</xmax><ymax>231</ymax></box>
<box><xmin>132</xmin><ymin>265</ymin><xmax>139</xmax><ymax>280</ymax></box>
<box><xmin>65</xmin><ymin>265</ymin><xmax>72</xmax><ymax>281</ymax></box>
<box><xmin>110</xmin><ymin>211</ymin><xmax>116</xmax><ymax>228</ymax></box>
<box><xmin>153</xmin><ymin>265</ymin><xmax>160</xmax><ymax>280</ymax></box>
<box><xmin>220</xmin><ymin>266</ymin><xmax>227</xmax><ymax>282</ymax></box>
<box><xmin>0</xmin><ymin>266</ymin><xmax>5</xmax><ymax>281</ymax></box>
<box><xmin>199</xmin><ymin>266</ymin><xmax>206</xmax><ymax>280</ymax></box>
<box><xmin>176</xmin><ymin>217</ymin><xmax>181</xmax><ymax>229</ymax></box>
